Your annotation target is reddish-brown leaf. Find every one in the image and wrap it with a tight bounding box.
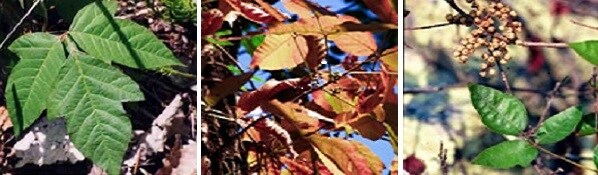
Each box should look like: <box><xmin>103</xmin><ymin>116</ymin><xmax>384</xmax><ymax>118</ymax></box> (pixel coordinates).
<box><xmin>282</xmin><ymin>0</ymin><xmax>335</xmax><ymax>18</ymax></box>
<box><xmin>308</xmin><ymin>134</ymin><xmax>384</xmax><ymax>175</ymax></box>
<box><xmin>328</xmin><ymin>15</ymin><xmax>378</xmax><ymax>56</ymax></box>
<box><xmin>361</xmin><ymin>0</ymin><xmax>398</xmax><ymax>24</ymax></box>
<box><xmin>342</xmin><ymin>55</ymin><xmax>359</xmax><ymax>70</ymax></box>
<box><xmin>356</xmin><ymin>88</ymin><xmax>384</xmax><ymax>114</ymax></box>
<box><xmin>236</xmin><ymin>78</ymin><xmax>310</xmax><ymax>116</ymax></box>
<box><xmin>253</xmin><ymin>118</ymin><xmax>298</xmax><ymax>157</ymax></box>
<box><xmin>280</xmin><ymin>157</ymin><xmax>313</xmax><ymax>175</ymax></box>
<box><xmin>304</xmin><ymin>36</ymin><xmax>326</xmax><ymax>70</ymax></box>
<box><xmin>349</xmin><ymin>114</ymin><xmax>386</xmax><ymax>140</ymax></box>
<box><xmin>201</xmin><ymin>9</ymin><xmax>224</xmax><ymax>36</ymax></box>
<box><xmin>204</xmin><ymin>72</ymin><xmax>254</xmax><ymax>107</ymax></box>
<box><xmin>251</xmin><ymin>34</ymin><xmax>309</xmax><ymax>70</ymax></box>
<box><xmin>224</xmin><ymin>0</ymin><xmax>279</xmax><ymax>24</ymax></box>
<box><xmin>254</xmin><ymin>0</ymin><xmax>287</xmax><ymax>22</ymax></box>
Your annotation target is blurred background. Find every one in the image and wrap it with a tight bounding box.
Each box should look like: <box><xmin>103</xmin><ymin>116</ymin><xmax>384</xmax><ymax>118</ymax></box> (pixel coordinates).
<box><xmin>404</xmin><ymin>0</ymin><xmax>598</xmax><ymax>174</ymax></box>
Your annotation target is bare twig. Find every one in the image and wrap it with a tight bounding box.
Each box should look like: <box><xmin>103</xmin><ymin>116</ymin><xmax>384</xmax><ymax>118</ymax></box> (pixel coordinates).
<box><xmin>531</xmin><ymin>141</ymin><xmax>598</xmax><ymax>173</ymax></box>
<box><xmin>520</xmin><ymin>42</ymin><xmax>569</xmax><ymax>48</ymax></box>
<box><xmin>570</xmin><ymin>20</ymin><xmax>598</xmax><ymax>31</ymax></box>
<box><xmin>495</xmin><ymin>60</ymin><xmax>512</xmax><ymax>93</ymax></box>
<box><xmin>529</xmin><ymin>77</ymin><xmax>567</xmax><ymax>135</ymax></box>
<box><xmin>438</xmin><ymin>142</ymin><xmax>448</xmax><ymax>175</ymax></box>
<box><xmin>405</xmin><ymin>22</ymin><xmax>453</xmax><ymax>30</ymax></box>
<box><xmin>0</xmin><ymin>0</ymin><xmax>42</xmax><ymax>49</ymax></box>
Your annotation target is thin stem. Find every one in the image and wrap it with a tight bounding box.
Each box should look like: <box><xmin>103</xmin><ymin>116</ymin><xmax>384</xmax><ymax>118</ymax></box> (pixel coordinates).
<box><xmin>532</xmin><ymin>142</ymin><xmax>598</xmax><ymax>173</ymax></box>
<box><xmin>520</xmin><ymin>42</ymin><xmax>569</xmax><ymax>48</ymax></box>
<box><xmin>495</xmin><ymin>60</ymin><xmax>512</xmax><ymax>93</ymax></box>
<box><xmin>405</xmin><ymin>22</ymin><xmax>453</xmax><ymax>30</ymax></box>
<box><xmin>570</xmin><ymin>20</ymin><xmax>598</xmax><ymax>31</ymax></box>
<box><xmin>0</xmin><ymin>0</ymin><xmax>42</xmax><ymax>49</ymax></box>
<box><xmin>529</xmin><ymin>78</ymin><xmax>567</xmax><ymax>135</ymax></box>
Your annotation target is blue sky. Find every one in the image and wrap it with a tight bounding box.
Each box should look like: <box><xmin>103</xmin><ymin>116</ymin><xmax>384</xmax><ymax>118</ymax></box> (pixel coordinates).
<box><xmin>235</xmin><ymin>1</ymin><xmax>397</xmax><ymax>173</ymax></box>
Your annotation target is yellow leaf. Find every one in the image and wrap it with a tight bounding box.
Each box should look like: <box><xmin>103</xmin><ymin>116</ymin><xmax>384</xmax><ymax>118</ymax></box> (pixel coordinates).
<box><xmin>251</xmin><ymin>34</ymin><xmax>308</xmax><ymax>70</ymax></box>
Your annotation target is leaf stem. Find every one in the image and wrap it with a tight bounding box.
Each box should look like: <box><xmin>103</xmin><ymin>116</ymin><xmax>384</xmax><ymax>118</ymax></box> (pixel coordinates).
<box><xmin>519</xmin><ymin>42</ymin><xmax>569</xmax><ymax>48</ymax></box>
<box><xmin>405</xmin><ymin>22</ymin><xmax>453</xmax><ymax>30</ymax></box>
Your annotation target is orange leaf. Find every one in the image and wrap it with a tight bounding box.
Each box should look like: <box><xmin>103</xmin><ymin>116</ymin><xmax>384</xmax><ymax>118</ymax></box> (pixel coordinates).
<box><xmin>308</xmin><ymin>134</ymin><xmax>384</xmax><ymax>175</ymax></box>
<box><xmin>251</xmin><ymin>34</ymin><xmax>309</xmax><ymax>70</ymax></box>
<box><xmin>349</xmin><ymin>114</ymin><xmax>386</xmax><ymax>140</ymax></box>
<box><xmin>260</xmin><ymin>100</ymin><xmax>323</xmax><ymax>134</ymax></box>
<box><xmin>328</xmin><ymin>15</ymin><xmax>377</xmax><ymax>56</ymax></box>
<box><xmin>280</xmin><ymin>157</ymin><xmax>314</xmax><ymax>175</ymax></box>
<box><xmin>236</xmin><ymin>78</ymin><xmax>310</xmax><ymax>116</ymax></box>
<box><xmin>390</xmin><ymin>155</ymin><xmax>399</xmax><ymax>175</ymax></box>
<box><xmin>362</xmin><ymin>0</ymin><xmax>398</xmax><ymax>24</ymax></box>
<box><xmin>282</xmin><ymin>0</ymin><xmax>335</xmax><ymax>18</ymax></box>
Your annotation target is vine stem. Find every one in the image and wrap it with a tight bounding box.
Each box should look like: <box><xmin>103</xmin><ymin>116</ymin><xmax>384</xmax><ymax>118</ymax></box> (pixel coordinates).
<box><xmin>0</xmin><ymin>0</ymin><xmax>42</xmax><ymax>49</ymax></box>
<box><xmin>531</xmin><ymin>141</ymin><xmax>598</xmax><ymax>173</ymax></box>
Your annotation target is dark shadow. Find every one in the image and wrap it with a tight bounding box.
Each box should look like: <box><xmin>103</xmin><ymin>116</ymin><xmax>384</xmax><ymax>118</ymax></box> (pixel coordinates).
<box><xmin>94</xmin><ymin>0</ymin><xmax>144</xmax><ymax>68</ymax></box>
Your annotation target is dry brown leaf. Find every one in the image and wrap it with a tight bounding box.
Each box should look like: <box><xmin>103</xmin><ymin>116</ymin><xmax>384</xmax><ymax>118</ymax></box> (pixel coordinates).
<box><xmin>0</xmin><ymin>106</ymin><xmax>13</xmax><ymax>132</ymax></box>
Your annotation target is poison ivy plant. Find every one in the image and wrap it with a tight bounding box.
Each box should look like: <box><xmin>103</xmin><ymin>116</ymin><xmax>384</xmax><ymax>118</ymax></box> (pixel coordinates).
<box><xmin>570</xmin><ymin>40</ymin><xmax>598</xmax><ymax>65</ymax></box>
<box><xmin>4</xmin><ymin>1</ymin><xmax>181</xmax><ymax>174</ymax></box>
<box><xmin>469</xmin><ymin>84</ymin><xmax>586</xmax><ymax>170</ymax></box>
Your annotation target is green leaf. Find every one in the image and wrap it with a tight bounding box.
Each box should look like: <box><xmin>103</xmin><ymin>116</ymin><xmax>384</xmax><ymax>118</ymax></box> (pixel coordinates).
<box><xmin>578</xmin><ymin>113</ymin><xmax>598</xmax><ymax>136</ymax></box>
<box><xmin>468</xmin><ymin>84</ymin><xmax>528</xmax><ymax>135</ymax></box>
<box><xmin>569</xmin><ymin>40</ymin><xmax>598</xmax><ymax>65</ymax></box>
<box><xmin>205</xmin><ymin>37</ymin><xmax>234</xmax><ymax>46</ymax></box>
<box><xmin>5</xmin><ymin>33</ymin><xmax>66</xmax><ymax>136</ymax></box>
<box><xmin>594</xmin><ymin>145</ymin><xmax>598</xmax><ymax>169</ymax></box>
<box><xmin>69</xmin><ymin>1</ymin><xmax>182</xmax><ymax>69</ymax></box>
<box><xmin>47</xmin><ymin>54</ymin><xmax>144</xmax><ymax>175</ymax></box>
<box><xmin>472</xmin><ymin>140</ymin><xmax>538</xmax><ymax>169</ymax></box>
<box><xmin>241</xmin><ymin>35</ymin><xmax>265</xmax><ymax>55</ymax></box>
<box><xmin>535</xmin><ymin>106</ymin><xmax>583</xmax><ymax>144</ymax></box>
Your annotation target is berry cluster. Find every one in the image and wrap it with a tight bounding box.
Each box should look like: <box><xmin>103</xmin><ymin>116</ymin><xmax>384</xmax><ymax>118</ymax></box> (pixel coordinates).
<box><xmin>450</xmin><ymin>0</ymin><xmax>523</xmax><ymax>77</ymax></box>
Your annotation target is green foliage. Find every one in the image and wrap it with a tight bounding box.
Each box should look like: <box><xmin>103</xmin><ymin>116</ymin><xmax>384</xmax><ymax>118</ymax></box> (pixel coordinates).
<box><xmin>472</xmin><ymin>140</ymin><xmax>538</xmax><ymax>169</ymax></box>
<box><xmin>578</xmin><ymin>113</ymin><xmax>598</xmax><ymax>136</ymax></box>
<box><xmin>535</xmin><ymin>106</ymin><xmax>583</xmax><ymax>144</ymax></box>
<box><xmin>161</xmin><ymin>0</ymin><xmax>196</xmax><ymax>24</ymax></box>
<box><xmin>241</xmin><ymin>35</ymin><xmax>266</xmax><ymax>56</ymax></box>
<box><xmin>69</xmin><ymin>1</ymin><xmax>182</xmax><ymax>69</ymax></box>
<box><xmin>4</xmin><ymin>1</ymin><xmax>179</xmax><ymax>174</ymax></box>
<box><xmin>468</xmin><ymin>84</ymin><xmax>528</xmax><ymax>135</ymax></box>
<box><xmin>569</xmin><ymin>40</ymin><xmax>598</xmax><ymax>65</ymax></box>
<box><xmin>6</xmin><ymin>33</ymin><xmax>65</xmax><ymax>136</ymax></box>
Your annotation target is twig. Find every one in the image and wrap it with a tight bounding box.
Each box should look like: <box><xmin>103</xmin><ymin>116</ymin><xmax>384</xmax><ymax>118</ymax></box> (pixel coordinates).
<box><xmin>213</xmin><ymin>43</ymin><xmax>258</xmax><ymax>90</ymax></box>
<box><xmin>529</xmin><ymin>77</ymin><xmax>567</xmax><ymax>135</ymax></box>
<box><xmin>532</xmin><ymin>142</ymin><xmax>598</xmax><ymax>173</ymax></box>
<box><xmin>405</xmin><ymin>22</ymin><xmax>453</xmax><ymax>30</ymax></box>
<box><xmin>0</xmin><ymin>0</ymin><xmax>42</xmax><ymax>49</ymax></box>
<box><xmin>495</xmin><ymin>60</ymin><xmax>512</xmax><ymax>93</ymax></box>
<box><xmin>444</xmin><ymin>0</ymin><xmax>471</xmax><ymax>19</ymax></box>
<box><xmin>520</xmin><ymin>42</ymin><xmax>569</xmax><ymax>48</ymax></box>
<box><xmin>439</xmin><ymin>141</ymin><xmax>448</xmax><ymax>175</ymax></box>
<box><xmin>570</xmin><ymin>20</ymin><xmax>598</xmax><ymax>31</ymax></box>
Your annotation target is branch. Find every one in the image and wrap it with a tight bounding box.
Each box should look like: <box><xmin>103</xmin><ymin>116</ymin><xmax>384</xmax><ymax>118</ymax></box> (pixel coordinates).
<box><xmin>0</xmin><ymin>0</ymin><xmax>42</xmax><ymax>49</ymax></box>
<box><xmin>570</xmin><ymin>20</ymin><xmax>598</xmax><ymax>31</ymax></box>
<box><xmin>519</xmin><ymin>42</ymin><xmax>569</xmax><ymax>48</ymax></box>
<box><xmin>529</xmin><ymin>77</ymin><xmax>567</xmax><ymax>135</ymax></box>
<box><xmin>531</xmin><ymin>141</ymin><xmax>598</xmax><ymax>173</ymax></box>
<box><xmin>405</xmin><ymin>22</ymin><xmax>453</xmax><ymax>30</ymax></box>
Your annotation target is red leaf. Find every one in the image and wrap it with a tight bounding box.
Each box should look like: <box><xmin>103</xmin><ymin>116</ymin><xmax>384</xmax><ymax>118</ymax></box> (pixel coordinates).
<box><xmin>280</xmin><ymin>157</ymin><xmax>313</xmax><ymax>175</ymax></box>
<box><xmin>201</xmin><ymin>9</ymin><xmax>224</xmax><ymax>36</ymax></box>
<box><xmin>362</xmin><ymin>0</ymin><xmax>398</xmax><ymax>24</ymax></box>
<box><xmin>550</xmin><ymin>0</ymin><xmax>569</xmax><ymax>16</ymax></box>
<box><xmin>224</xmin><ymin>0</ymin><xmax>279</xmax><ymax>24</ymax></box>
<box><xmin>403</xmin><ymin>154</ymin><xmax>426</xmax><ymax>175</ymax></box>
<box><xmin>236</xmin><ymin>78</ymin><xmax>310</xmax><ymax>116</ymax></box>
<box><xmin>304</xmin><ymin>36</ymin><xmax>327</xmax><ymax>70</ymax></box>
<box><xmin>342</xmin><ymin>55</ymin><xmax>359</xmax><ymax>70</ymax></box>
<box><xmin>356</xmin><ymin>88</ymin><xmax>384</xmax><ymax>114</ymax></box>
<box><xmin>253</xmin><ymin>118</ymin><xmax>298</xmax><ymax>157</ymax></box>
